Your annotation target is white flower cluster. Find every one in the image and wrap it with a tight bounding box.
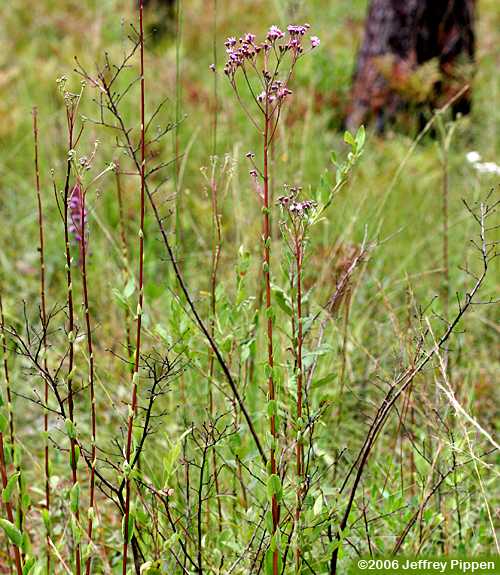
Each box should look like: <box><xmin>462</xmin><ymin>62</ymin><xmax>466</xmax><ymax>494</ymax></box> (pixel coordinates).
<box><xmin>466</xmin><ymin>151</ymin><xmax>500</xmax><ymax>175</ymax></box>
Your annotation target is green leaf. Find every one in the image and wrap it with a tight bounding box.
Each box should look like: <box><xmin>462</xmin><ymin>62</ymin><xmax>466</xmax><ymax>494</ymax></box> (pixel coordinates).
<box><xmin>64</xmin><ymin>418</ymin><xmax>76</xmax><ymax>440</ymax></box>
<box><xmin>0</xmin><ymin>412</ymin><xmax>8</xmax><ymax>433</ymax></box>
<box><xmin>313</xmin><ymin>494</ymin><xmax>323</xmax><ymax>516</ymax></box>
<box><xmin>355</xmin><ymin>125</ymin><xmax>366</xmax><ymax>149</ymax></box>
<box><xmin>41</xmin><ymin>509</ymin><xmax>51</xmax><ymax>532</ymax></box>
<box><xmin>343</xmin><ymin>130</ymin><xmax>355</xmax><ymax>146</ymax></box>
<box><xmin>22</xmin><ymin>556</ymin><xmax>35</xmax><ymax>575</ymax></box>
<box><xmin>267</xmin><ymin>400</ymin><xmax>277</xmax><ymax>418</ymax></box>
<box><xmin>272</xmin><ymin>284</ymin><xmax>293</xmax><ymax>317</ymax></box>
<box><xmin>140</xmin><ymin>560</ymin><xmax>162</xmax><ymax>575</ymax></box>
<box><xmin>0</xmin><ymin>518</ymin><xmax>23</xmax><ymax>547</ymax></box>
<box><xmin>20</xmin><ymin>532</ymin><xmax>31</xmax><ymax>554</ymax></box>
<box><xmin>267</xmin><ymin>474</ymin><xmax>282</xmax><ymax>502</ymax></box>
<box><xmin>123</xmin><ymin>277</ymin><xmax>135</xmax><ymax>299</ymax></box>
<box><xmin>265</xmin><ymin>548</ymin><xmax>274</xmax><ymax>575</ymax></box>
<box><xmin>313</xmin><ymin>373</ymin><xmax>336</xmax><ymax>388</ymax></box>
<box><xmin>122</xmin><ymin>511</ymin><xmax>135</xmax><ymax>544</ymax></box>
<box><xmin>2</xmin><ymin>472</ymin><xmax>19</xmax><ymax>503</ymax></box>
<box><xmin>70</xmin><ymin>482</ymin><xmax>80</xmax><ymax>514</ymax></box>
<box><xmin>71</xmin><ymin>516</ymin><xmax>82</xmax><ymax>545</ymax></box>
<box><xmin>112</xmin><ymin>288</ymin><xmax>128</xmax><ymax>310</ymax></box>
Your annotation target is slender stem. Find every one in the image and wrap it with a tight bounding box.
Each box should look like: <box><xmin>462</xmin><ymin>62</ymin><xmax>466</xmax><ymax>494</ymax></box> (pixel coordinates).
<box><xmin>207</xmin><ymin>0</ymin><xmax>222</xmax><ymax>532</ymax></box>
<box><xmin>79</xmin><ymin>188</ymin><xmax>97</xmax><ymax>575</ymax></box>
<box><xmin>174</xmin><ymin>0</ymin><xmax>182</xmax><ymax>255</ymax></box>
<box><xmin>33</xmin><ymin>106</ymin><xmax>51</xmax><ymax>574</ymax></box>
<box><xmin>208</xmin><ymin>165</ymin><xmax>223</xmax><ymax>530</ymax></box>
<box><xmin>212</xmin><ymin>0</ymin><xmax>218</xmax><ymax>159</ymax></box>
<box><xmin>294</xmin><ymin>232</ymin><xmax>304</xmax><ymax>573</ymax></box>
<box><xmin>263</xmin><ymin>99</ymin><xmax>279</xmax><ymax>575</ymax></box>
<box><xmin>122</xmin><ymin>2</ymin><xmax>146</xmax><ymax>572</ymax></box>
<box><xmin>63</xmin><ymin>136</ymin><xmax>81</xmax><ymax>575</ymax></box>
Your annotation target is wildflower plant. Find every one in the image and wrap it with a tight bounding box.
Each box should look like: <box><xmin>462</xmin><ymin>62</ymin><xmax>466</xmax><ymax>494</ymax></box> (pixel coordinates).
<box><xmin>224</xmin><ymin>22</ymin><xmax>370</xmax><ymax>573</ymax></box>
<box><xmin>225</xmin><ymin>24</ymin><xmax>321</xmax><ymax>574</ymax></box>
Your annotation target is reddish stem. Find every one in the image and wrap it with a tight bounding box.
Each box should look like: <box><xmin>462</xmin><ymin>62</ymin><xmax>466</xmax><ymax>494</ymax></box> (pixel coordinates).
<box><xmin>294</xmin><ymin>232</ymin><xmax>304</xmax><ymax>572</ymax></box>
<box><xmin>63</xmin><ymin>104</ymin><xmax>81</xmax><ymax>575</ymax></box>
<box><xmin>263</xmin><ymin>100</ymin><xmax>279</xmax><ymax>575</ymax></box>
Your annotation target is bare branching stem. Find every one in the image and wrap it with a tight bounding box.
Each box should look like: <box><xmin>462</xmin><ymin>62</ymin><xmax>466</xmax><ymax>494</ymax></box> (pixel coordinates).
<box><xmin>330</xmin><ymin>197</ymin><xmax>496</xmax><ymax>575</ymax></box>
<box><xmin>122</xmin><ymin>2</ymin><xmax>146</xmax><ymax>572</ymax></box>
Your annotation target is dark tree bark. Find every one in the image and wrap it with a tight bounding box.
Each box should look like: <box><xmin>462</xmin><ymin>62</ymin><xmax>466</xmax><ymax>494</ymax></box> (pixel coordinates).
<box><xmin>346</xmin><ymin>0</ymin><xmax>476</xmax><ymax>131</ymax></box>
<box><xmin>139</xmin><ymin>0</ymin><xmax>176</xmax><ymax>38</ymax></box>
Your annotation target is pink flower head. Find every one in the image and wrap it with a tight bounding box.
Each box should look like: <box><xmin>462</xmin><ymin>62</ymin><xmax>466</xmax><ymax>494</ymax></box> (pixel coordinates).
<box><xmin>267</xmin><ymin>25</ymin><xmax>284</xmax><ymax>42</ymax></box>
<box><xmin>311</xmin><ymin>36</ymin><xmax>320</xmax><ymax>48</ymax></box>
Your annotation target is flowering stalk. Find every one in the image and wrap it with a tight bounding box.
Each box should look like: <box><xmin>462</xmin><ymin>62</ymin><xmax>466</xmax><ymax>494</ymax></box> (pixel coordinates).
<box><xmin>59</xmin><ymin>77</ymin><xmax>83</xmax><ymax>575</ymax></box>
<box><xmin>225</xmin><ymin>24</ymin><xmax>319</xmax><ymax>574</ymax></box>
<box><xmin>208</xmin><ymin>0</ymin><xmax>223</xmax><ymax>533</ymax></box>
<box><xmin>122</xmin><ymin>1</ymin><xmax>146</xmax><ymax>572</ymax></box>
<box><xmin>278</xmin><ymin>189</ymin><xmax>317</xmax><ymax>573</ymax></box>
<box><xmin>33</xmin><ymin>107</ymin><xmax>51</xmax><ymax>573</ymax></box>
<box><xmin>69</xmin><ymin>178</ymin><xmax>98</xmax><ymax>575</ymax></box>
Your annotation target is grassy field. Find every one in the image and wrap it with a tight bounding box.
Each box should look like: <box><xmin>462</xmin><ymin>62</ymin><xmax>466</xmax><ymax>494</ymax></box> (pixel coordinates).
<box><xmin>0</xmin><ymin>1</ymin><xmax>498</xmax><ymax>574</ymax></box>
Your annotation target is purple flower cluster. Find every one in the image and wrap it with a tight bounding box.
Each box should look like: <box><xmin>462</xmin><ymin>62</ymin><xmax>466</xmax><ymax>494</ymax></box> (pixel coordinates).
<box><xmin>267</xmin><ymin>25</ymin><xmax>284</xmax><ymax>42</ymax></box>
<box><xmin>223</xmin><ymin>24</ymin><xmax>319</xmax><ymax>79</ymax></box>
<box><xmin>69</xmin><ymin>182</ymin><xmax>88</xmax><ymax>247</ymax></box>
<box><xmin>224</xmin><ymin>33</ymin><xmax>262</xmax><ymax>78</ymax></box>
<box><xmin>278</xmin><ymin>186</ymin><xmax>317</xmax><ymax>218</ymax></box>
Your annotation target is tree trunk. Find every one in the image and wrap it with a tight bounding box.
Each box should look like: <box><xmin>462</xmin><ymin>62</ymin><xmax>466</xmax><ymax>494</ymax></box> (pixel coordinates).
<box><xmin>346</xmin><ymin>0</ymin><xmax>476</xmax><ymax>132</ymax></box>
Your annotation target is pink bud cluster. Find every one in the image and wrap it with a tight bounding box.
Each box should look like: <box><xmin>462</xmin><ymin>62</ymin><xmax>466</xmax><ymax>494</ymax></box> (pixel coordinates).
<box><xmin>278</xmin><ymin>186</ymin><xmax>317</xmax><ymax>218</ymax></box>
<box><xmin>69</xmin><ymin>182</ymin><xmax>88</xmax><ymax>248</ymax></box>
